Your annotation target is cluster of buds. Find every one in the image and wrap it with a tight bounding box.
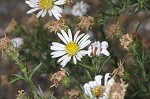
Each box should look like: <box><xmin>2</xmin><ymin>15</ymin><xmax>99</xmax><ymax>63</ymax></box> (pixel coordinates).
<box><xmin>77</xmin><ymin>16</ymin><xmax>94</xmax><ymax>31</ymax></box>
<box><xmin>50</xmin><ymin>68</ymin><xmax>69</xmax><ymax>88</ymax></box>
<box><xmin>87</xmin><ymin>41</ymin><xmax>110</xmax><ymax>57</ymax></box>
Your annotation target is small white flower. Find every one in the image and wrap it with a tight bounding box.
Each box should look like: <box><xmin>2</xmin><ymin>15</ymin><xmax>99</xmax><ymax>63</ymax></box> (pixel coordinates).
<box><xmin>50</xmin><ymin>29</ymin><xmax>91</xmax><ymax>67</ymax></box>
<box><xmin>83</xmin><ymin>73</ymin><xmax>115</xmax><ymax>99</ymax></box>
<box><xmin>11</xmin><ymin>37</ymin><xmax>24</xmax><ymax>48</ymax></box>
<box><xmin>87</xmin><ymin>41</ymin><xmax>110</xmax><ymax>57</ymax></box>
<box><xmin>71</xmin><ymin>1</ymin><xmax>89</xmax><ymax>17</ymax></box>
<box><xmin>25</xmin><ymin>0</ymin><xmax>66</xmax><ymax>20</ymax></box>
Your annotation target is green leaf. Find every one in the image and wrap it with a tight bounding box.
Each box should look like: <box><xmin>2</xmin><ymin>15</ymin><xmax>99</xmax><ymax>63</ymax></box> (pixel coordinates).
<box><xmin>12</xmin><ymin>74</ymin><xmax>28</xmax><ymax>82</ymax></box>
<box><xmin>9</xmin><ymin>77</ymin><xmax>22</xmax><ymax>84</ymax></box>
<box><xmin>29</xmin><ymin>62</ymin><xmax>42</xmax><ymax>80</ymax></box>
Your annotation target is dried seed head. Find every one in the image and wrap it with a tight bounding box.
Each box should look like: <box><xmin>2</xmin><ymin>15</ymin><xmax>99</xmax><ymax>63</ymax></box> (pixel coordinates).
<box><xmin>107</xmin><ymin>23</ymin><xmax>121</xmax><ymax>38</ymax></box>
<box><xmin>77</xmin><ymin>16</ymin><xmax>94</xmax><ymax>31</ymax></box>
<box><xmin>0</xmin><ymin>34</ymin><xmax>10</xmax><ymax>56</ymax></box>
<box><xmin>112</xmin><ymin>61</ymin><xmax>125</xmax><ymax>78</ymax></box>
<box><xmin>119</xmin><ymin>33</ymin><xmax>133</xmax><ymax>50</ymax></box>
<box><xmin>0</xmin><ymin>74</ymin><xmax>9</xmax><ymax>87</ymax></box>
<box><xmin>110</xmin><ymin>79</ymin><xmax>128</xmax><ymax>99</ymax></box>
<box><xmin>65</xmin><ymin>0</ymin><xmax>73</xmax><ymax>5</ymax></box>
<box><xmin>4</xmin><ymin>19</ymin><xmax>17</xmax><ymax>33</ymax></box>
<box><xmin>47</xmin><ymin>19</ymin><xmax>67</xmax><ymax>33</ymax></box>
<box><xmin>16</xmin><ymin>90</ymin><xmax>27</xmax><ymax>99</ymax></box>
<box><xmin>50</xmin><ymin>68</ymin><xmax>69</xmax><ymax>87</ymax></box>
<box><xmin>64</xmin><ymin>89</ymin><xmax>80</xmax><ymax>99</ymax></box>
<box><xmin>26</xmin><ymin>14</ymin><xmax>38</xmax><ymax>25</ymax></box>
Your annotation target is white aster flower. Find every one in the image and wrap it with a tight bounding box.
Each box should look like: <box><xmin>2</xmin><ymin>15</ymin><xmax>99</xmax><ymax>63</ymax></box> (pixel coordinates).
<box><xmin>83</xmin><ymin>73</ymin><xmax>115</xmax><ymax>99</ymax></box>
<box><xmin>50</xmin><ymin>29</ymin><xmax>91</xmax><ymax>67</ymax></box>
<box><xmin>87</xmin><ymin>41</ymin><xmax>110</xmax><ymax>57</ymax></box>
<box><xmin>71</xmin><ymin>1</ymin><xmax>89</xmax><ymax>17</ymax></box>
<box><xmin>11</xmin><ymin>37</ymin><xmax>24</xmax><ymax>48</ymax></box>
<box><xmin>25</xmin><ymin>0</ymin><xmax>66</xmax><ymax>20</ymax></box>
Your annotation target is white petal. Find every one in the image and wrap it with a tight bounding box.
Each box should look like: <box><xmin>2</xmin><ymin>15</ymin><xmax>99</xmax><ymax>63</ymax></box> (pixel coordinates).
<box><xmin>60</xmin><ymin>55</ymin><xmax>71</xmax><ymax>67</ymax></box>
<box><xmin>54</xmin><ymin>0</ymin><xmax>66</xmax><ymax>5</ymax></box>
<box><xmin>75</xmin><ymin>55</ymin><xmax>81</xmax><ymax>61</ymax></box>
<box><xmin>61</xmin><ymin>30</ymin><xmax>70</xmax><ymax>43</ymax></box>
<box><xmin>52</xmin><ymin>42</ymin><xmax>66</xmax><ymax>48</ymax></box>
<box><xmin>48</xmin><ymin>10</ymin><xmax>52</xmax><ymax>16</ymax></box>
<box><xmin>51</xmin><ymin>51</ymin><xmax>66</xmax><ymax>58</ymax></box>
<box><xmin>95</xmin><ymin>75</ymin><xmax>103</xmax><ymax>86</ymax></box>
<box><xmin>53</xmin><ymin>6</ymin><xmax>62</xmax><ymax>13</ymax></box>
<box><xmin>74</xmin><ymin>31</ymin><xmax>80</xmax><ymax>42</ymax></box>
<box><xmin>51</xmin><ymin>8</ymin><xmax>61</xmax><ymax>20</ymax></box>
<box><xmin>75</xmin><ymin>33</ymin><xmax>84</xmax><ymax>43</ymax></box>
<box><xmin>101</xmin><ymin>49</ymin><xmax>110</xmax><ymax>56</ymax></box>
<box><xmin>84</xmin><ymin>83</ymin><xmax>93</xmax><ymax>98</ymax></box>
<box><xmin>79</xmin><ymin>40</ymin><xmax>91</xmax><ymax>49</ymax></box>
<box><xmin>25</xmin><ymin>1</ymin><xmax>31</xmax><ymax>4</ymax></box>
<box><xmin>96</xmin><ymin>48</ymin><xmax>101</xmax><ymax>56</ymax></box>
<box><xmin>36</xmin><ymin>10</ymin><xmax>43</xmax><ymax>18</ymax></box>
<box><xmin>73</xmin><ymin>56</ymin><xmax>77</xmax><ymax>64</ymax></box>
<box><xmin>68</xmin><ymin>29</ymin><xmax>72</xmax><ymax>41</ymax></box>
<box><xmin>26</xmin><ymin>8</ymin><xmax>39</xmax><ymax>14</ymax></box>
<box><xmin>101</xmin><ymin>41</ymin><xmax>109</xmax><ymax>49</ymax></box>
<box><xmin>41</xmin><ymin>10</ymin><xmax>47</xmax><ymax>17</ymax></box>
<box><xmin>57</xmin><ymin>33</ymin><xmax>68</xmax><ymax>44</ymax></box>
<box><xmin>57</xmin><ymin>54</ymin><xmax>68</xmax><ymax>63</ymax></box>
<box><xmin>107</xmin><ymin>78</ymin><xmax>115</xmax><ymax>86</ymax></box>
<box><xmin>50</xmin><ymin>45</ymin><xmax>65</xmax><ymax>51</ymax></box>
<box><xmin>79</xmin><ymin>34</ymin><xmax>90</xmax><ymax>45</ymax></box>
<box><xmin>89</xmin><ymin>81</ymin><xmax>97</xmax><ymax>88</ymax></box>
<box><xmin>104</xmin><ymin>73</ymin><xmax>111</xmax><ymax>86</ymax></box>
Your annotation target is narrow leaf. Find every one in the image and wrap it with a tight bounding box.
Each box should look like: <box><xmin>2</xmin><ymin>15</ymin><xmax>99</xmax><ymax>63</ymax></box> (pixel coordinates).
<box><xmin>29</xmin><ymin>62</ymin><xmax>42</xmax><ymax>80</ymax></box>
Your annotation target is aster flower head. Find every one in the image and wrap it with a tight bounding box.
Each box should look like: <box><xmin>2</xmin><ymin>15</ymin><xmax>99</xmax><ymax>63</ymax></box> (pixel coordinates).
<box><xmin>25</xmin><ymin>0</ymin><xmax>66</xmax><ymax>20</ymax></box>
<box><xmin>71</xmin><ymin>1</ymin><xmax>89</xmax><ymax>17</ymax></box>
<box><xmin>50</xmin><ymin>28</ymin><xmax>91</xmax><ymax>67</ymax></box>
<box><xmin>83</xmin><ymin>73</ymin><xmax>115</xmax><ymax>99</ymax></box>
<box><xmin>87</xmin><ymin>41</ymin><xmax>110</xmax><ymax>57</ymax></box>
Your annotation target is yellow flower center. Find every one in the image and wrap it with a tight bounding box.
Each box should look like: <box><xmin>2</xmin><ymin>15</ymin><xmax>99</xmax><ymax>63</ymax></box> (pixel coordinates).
<box><xmin>39</xmin><ymin>0</ymin><xmax>54</xmax><ymax>10</ymax></box>
<box><xmin>66</xmin><ymin>42</ymin><xmax>79</xmax><ymax>55</ymax></box>
<box><xmin>92</xmin><ymin>86</ymin><xmax>105</xmax><ymax>97</ymax></box>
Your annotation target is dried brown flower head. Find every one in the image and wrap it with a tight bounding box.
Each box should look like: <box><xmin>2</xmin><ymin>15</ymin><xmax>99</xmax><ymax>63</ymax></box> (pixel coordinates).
<box><xmin>0</xmin><ymin>74</ymin><xmax>9</xmax><ymax>87</ymax></box>
<box><xmin>64</xmin><ymin>89</ymin><xmax>80</xmax><ymax>99</ymax></box>
<box><xmin>77</xmin><ymin>16</ymin><xmax>94</xmax><ymax>31</ymax></box>
<box><xmin>16</xmin><ymin>90</ymin><xmax>27</xmax><ymax>99</ymax></box>
<box><xmin>0</xmin><ymin>34</ymin><xmax>10</xmax><ymax>56</ymax></box>
<box><xmin>119</xmin><ymin>33</ymin><xmax>133</xmax><ymax>49</ymax></box>
<box><xmin>47</xmin><ymin>19</ymin><xmax>66</xmax><ymax>33</ymax></box>
<box><xmin>4</xmin><ymin>19</ymin><xmax>17</xmax><ymax>33</ymax></box>
<box><xmin>112</xmin><ymin>61</ymin><xmax>125</xmax><ymax>78</ymax></box>
<box><xmin>50</xmin><ymin>68</ymin><xmax>69</xmax><ymax>87</ymax></box>
<box><xmin>110</xmin><ymin>79</ymin><xmax>128</xmax><ymax>99</ymax></box>
<box><xmin>26</xmin><ymin>14</ymin><xmax>38</xmax><ymax>25</ymax></box>
<box><xmin>107</xmin><ymin>23</ymin><xmax>121</xmax><ymax>38</ymax></box>
<box><xmin>65</xmin><ymin>0</ymin><xmax>73</xmax><ymax>5</ymax></box>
